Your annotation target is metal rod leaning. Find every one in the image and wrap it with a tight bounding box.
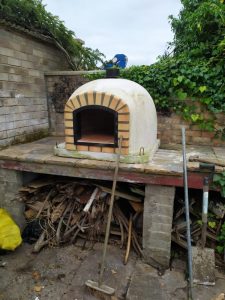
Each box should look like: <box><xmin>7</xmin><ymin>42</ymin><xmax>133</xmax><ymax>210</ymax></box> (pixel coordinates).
<box><xmin>182</xmin><ymin>127</ymin><xmax>193</xmax><ymax>299</ymax></box>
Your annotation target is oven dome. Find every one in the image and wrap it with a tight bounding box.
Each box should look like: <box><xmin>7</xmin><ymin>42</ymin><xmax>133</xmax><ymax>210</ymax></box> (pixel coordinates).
<box><xmin>55</xmin><ymin>78</ymin><xmax>159</xmax><ymax>163</ymax></box>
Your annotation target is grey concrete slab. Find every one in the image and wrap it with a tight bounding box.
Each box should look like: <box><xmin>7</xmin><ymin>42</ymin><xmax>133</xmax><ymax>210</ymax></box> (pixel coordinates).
<box><xmin>1</xmin><ymin>244</ymin><xmax>225</xmax><ymax>300</ymax></box>
<box><xmin>0</xmin><ymin>137</ymin><xmax>222</xmax><ymax>178</ymax></box>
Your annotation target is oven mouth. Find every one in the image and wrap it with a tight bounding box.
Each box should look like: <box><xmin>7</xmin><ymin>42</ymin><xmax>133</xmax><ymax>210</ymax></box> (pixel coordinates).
<box><xmin>73</xmin><ymin>105</ymin><xmax>118</xmax><ymax>147</ymax></box>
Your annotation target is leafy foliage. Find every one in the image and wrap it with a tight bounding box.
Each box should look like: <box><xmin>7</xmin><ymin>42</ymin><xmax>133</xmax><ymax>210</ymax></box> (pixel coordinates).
<box><xmin>217</xmin><ymin>222</ymin><xmax>225</xmax><ymax>254</ymax></box>
<box><xmin>0</xmin><ymin>0</ymin><xmax>104</xmax><ymax>70</ymax></box>
<box><xmin>88</xmin><ymin>58</ymin><xmax>224</xmax><ymax>132</ymax></box>
<box><xmin>213</xmin><ymin>172</ymin><xmax>225</xmax><ymax>197</ymax></box>
<box><xmin>169</xmin><ymin>0</ymin><xmax>225</xmax><ymax>60</ymax></box>
<box><xmin>89</xmin><ymin>0</ymin><xmax>225</xmax><ymax>135</ymax></box>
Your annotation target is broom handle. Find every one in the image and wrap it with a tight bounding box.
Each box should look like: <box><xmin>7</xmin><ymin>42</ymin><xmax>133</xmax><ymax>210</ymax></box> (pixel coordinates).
<box><xmin>98</xmin><ymin>136</ymin><xmax>123</xmax><ymax>286</ymax></box>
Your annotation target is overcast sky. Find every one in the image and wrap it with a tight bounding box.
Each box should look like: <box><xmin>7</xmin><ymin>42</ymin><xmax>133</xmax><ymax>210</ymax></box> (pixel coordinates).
<box><xmin>43</xmin><ymin>0</ymin><xmax>182</xmax><ymax>66</ymax></box>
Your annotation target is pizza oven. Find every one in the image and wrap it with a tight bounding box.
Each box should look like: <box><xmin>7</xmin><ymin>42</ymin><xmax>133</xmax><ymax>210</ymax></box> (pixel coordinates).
<box><xmin>55</xmin><ymin>78</ymin><xmax>159</xmax><ymax>163</ymax></box>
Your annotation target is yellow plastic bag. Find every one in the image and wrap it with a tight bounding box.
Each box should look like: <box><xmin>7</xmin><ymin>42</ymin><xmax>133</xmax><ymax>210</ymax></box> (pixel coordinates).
<box><xmin>0</xmin><ymin>208</ymin><xmax>22</xmax><ymax>250</ymax></box>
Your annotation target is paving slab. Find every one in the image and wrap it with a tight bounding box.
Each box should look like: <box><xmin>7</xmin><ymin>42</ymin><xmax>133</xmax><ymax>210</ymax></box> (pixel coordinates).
<box><xmin>126</xmin><ymin>261</ymin><xmax>187</xmax><ymax>300</ymax></box>
<box><xmin>1</xmin><ymin>243</ymin><xmax>225</xmax><ymax>300</ymax></box>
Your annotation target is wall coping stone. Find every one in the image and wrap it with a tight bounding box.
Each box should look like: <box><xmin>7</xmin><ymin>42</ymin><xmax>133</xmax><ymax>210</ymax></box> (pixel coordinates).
<box><xmin>0</xmin><ymin>20</ymin><xmax>54</xmax><ymax>45</ymax></box>
<box><xmin>45</xmin><ymin>70</ymin><xmax>105</xmax><ymax>76</ymax></box>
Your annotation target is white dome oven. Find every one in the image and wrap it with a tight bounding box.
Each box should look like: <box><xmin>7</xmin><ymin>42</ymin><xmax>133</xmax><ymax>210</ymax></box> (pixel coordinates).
<box><xmin>55</xmin><ymin>78</ymin><xmax>159</xmax><ymax>163</ymax></box>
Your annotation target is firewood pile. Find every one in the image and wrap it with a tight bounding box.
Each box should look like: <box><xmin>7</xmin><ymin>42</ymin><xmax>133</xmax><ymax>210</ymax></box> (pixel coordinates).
<box><xmin>19</xmin><ymin>176</ymin><xmax>143</xmax><ymax>263</ymax></box>
<box><xmin>172</xmin><ymin>191</ymin><xmax>225</xmax><ymax>266</ymax></box>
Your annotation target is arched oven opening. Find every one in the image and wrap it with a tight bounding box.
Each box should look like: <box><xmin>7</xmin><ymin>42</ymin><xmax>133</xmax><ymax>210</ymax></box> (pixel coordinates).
<box><xmin>73</xmin><ymin>105</ymin><xmax>118</xmax><ymax>147</ymax></box>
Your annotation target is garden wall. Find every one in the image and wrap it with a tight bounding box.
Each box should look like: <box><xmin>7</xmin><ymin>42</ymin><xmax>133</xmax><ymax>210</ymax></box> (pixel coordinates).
<box><xmin>0</xmin><ymin>23</ymin><xmax>70</xmax><ymax>149</ymax></box>
<box><xmin>45</xmin><ymin>72</ymin><xmax>225</xmax><ymax>147</ymax></box>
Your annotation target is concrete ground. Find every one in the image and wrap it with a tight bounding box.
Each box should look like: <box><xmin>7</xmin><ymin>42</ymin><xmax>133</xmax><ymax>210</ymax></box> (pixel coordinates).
<box><xmin>0</xmin><ymin>242</ymin><xmax>224</xmax><ymax>300</ymax></box>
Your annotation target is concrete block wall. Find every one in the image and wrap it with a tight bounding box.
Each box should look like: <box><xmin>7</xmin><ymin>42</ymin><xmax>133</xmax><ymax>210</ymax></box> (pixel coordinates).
<box><xmin>0</xmin><ymin>25</ymin><xmax>70</xmax><ymax>148</ymax></box>
<box><xmin>0</xmin><ymin>168</ymin><xmax>25</xmax><ymax>229</ymax></box>
<box><xmin>143</xmin><ymin>185</ymin><xmax>175</xmax><ymax>268</ymax></box>
<box><xmin>0</xmin><ymin>168</ymin><xmax>38</xmax><ymax>229</ymax></box>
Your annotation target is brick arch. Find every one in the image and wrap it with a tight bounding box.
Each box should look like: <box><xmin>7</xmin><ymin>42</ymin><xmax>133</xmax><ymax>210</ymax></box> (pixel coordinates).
<box><xmin>64</xmin><ymin>91</ymin><xmax>130</xmax><ymax>154</ymax></box>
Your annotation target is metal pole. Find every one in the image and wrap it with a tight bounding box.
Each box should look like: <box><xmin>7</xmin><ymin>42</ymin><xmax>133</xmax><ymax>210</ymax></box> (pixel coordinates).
<box><xmin>201</xmin><ymin>177</ymin><xmax>209</xmax><ymax>248</ymax></box>
<box><xmin>181</xmin><ymin>127</ymin><xmax>193</xmax><ymax>299</ymax></box>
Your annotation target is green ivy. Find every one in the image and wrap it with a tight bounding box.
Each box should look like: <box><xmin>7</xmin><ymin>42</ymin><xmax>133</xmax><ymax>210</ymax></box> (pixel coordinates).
<box><xmin>217</xmin><ymin>222</ymin><xmax>225</xmax><ymax>254</ymax></box>
<box><xmin>213</xmin><ymin>172</ymin><xmax>225</xmax><ymax>197</ymax></box>
<box><xmin>0</xmin><ymin>0</ymin><xmax>104</xmax><ymax>70</ymax></box>
<box><xmin>89</xmin><ymin>0</ymin><xmax>225</xmax><ymax>137</ymax></box>
<box><xmin>88</xmin><ymin>58</ymin><xmax>225</xmax><ymax>135</ymax></box>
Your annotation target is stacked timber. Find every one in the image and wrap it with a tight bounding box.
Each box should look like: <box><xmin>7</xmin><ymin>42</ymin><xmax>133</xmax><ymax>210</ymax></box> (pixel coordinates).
<box><xmin>19</xmin><ymin>176</ymin><xmax>143</xmax><ymax>264</ymax></box>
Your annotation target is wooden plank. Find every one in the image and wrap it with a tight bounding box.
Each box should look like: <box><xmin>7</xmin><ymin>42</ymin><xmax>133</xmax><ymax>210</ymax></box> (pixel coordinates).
<box><xmin>0</xmin><ymin>159</ymin><xmax>208</xmax><ymax>189</ymax></box>
<box><xmin>95</xmin><ymin>185</ymin><xmax>142</xmax><ymax>202</ymax></box>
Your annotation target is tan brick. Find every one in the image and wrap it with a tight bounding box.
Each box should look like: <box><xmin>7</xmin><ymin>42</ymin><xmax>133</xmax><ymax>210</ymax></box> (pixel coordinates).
<box><xmin>77</xmin><ymin>145</ymin><xmax>88</xmax><ymax>151</ymax></box>
<box><xmin>65</xmin><ymin>128</ymin><xmax>73</xmax><ymax>135</ymax></box>
<box><xmin>65</xmin><ymin>136</ymin><xmax>74</xmax><ymax>144</ymax></box>
<box><xmin>102</xmin><ymin>147</ymin><xmax>115</xmax><ymax>153</ymax></box>
<box><xmin>86</xmin><ymin>92</ymin><xmax>94</xmax><ymax>105</ymax></box>
<box><xmin>71</xmin><ymin>97</ymin><xmax>81</xmax><ymax>109</ymax></box>
<box><xmin>64</xmin><ymin>120</ymin><xmax>73</xmax><ymax>128</ymax></box>
<box><xmin>116</xmin><ymin>101</ymin><xmax>126</xmax><ymax>111</ymax></box>
<box><xmin>95</xmin><ymin>92</ymin><xmax>102</xmax><ymax>105</ymax></box>
<box><xmin>117</xmin><ymin>104</ymin><xmax>129</xmax><ymax>113</ymax></box>
<box><xmin>64</xmin><ymin>108</ymin><xmax>72</xmax><ymax>113</ymax></box>
<box><xmin>118</xmin><ymin>114</ymin><xmax>129</xmax><ymax>122</ymax></box>
<box><xmin>89</xmin><ymin>146</ymin><xmax>102</xmax><ymax>152</ymax></box>
<box><xmin>65</xmin><ymin>143</ymin><xmax>76</xmax><ymax>151</ymax></box>
<box><xmin>122</xmin><ymin>139</ymin><xmax>129</xmax><ymax>147</ymax></box>
<box><xmin>66</xmin><ymin>99</ymin><xmax>75</xmax><ymax>108</ymax></box>
<box><xmin>65</xmin><ymin>104</ymin><xmax>73</xmax><ymax>112</ymax></box>
<box><xmin>118</xmin><ymin>123</ymin><xmax>129</xmax><ymax>131</ymax></box>
<box><xmin>118</xmin><ymin>131</ymin><xmax>129</xmax><ymax>139</ymax></box>
<box><xmin>102</xmin><ymin>94</ymin><xmax>111</xmax><ymax>107</ymax></box>
<box><xmin>109</xmin><ymin>97</ymin><xmax>119</xmax><ymax>110</ymax></box>
<box><xmin>64</xmin><ymin>112</ymin><xmax>73</xmax><ymax>120</ymax></box>
<box><xmin>79</xmin><ymin>93</ymin><xmax>87</xmax><ymax>107</ymax></box>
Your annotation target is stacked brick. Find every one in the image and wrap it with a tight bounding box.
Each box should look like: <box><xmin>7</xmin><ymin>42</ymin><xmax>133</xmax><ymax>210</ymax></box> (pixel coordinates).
<box><xmin>157</xmin><ymin>112</ymin><xmax>225</xmax><ymax>147</ymax></box>
<box><xmin>143</xmin><ymin>185</ymin><xmax>175</xmax><ymax>268</ymax></box>
<box><xmin>64</xmin><ymin>91</ymin><xmax>130</xmax><ymax>154</ymax></box>
<box><xmin>0</xmin><ymin>25</ymin><xmax>70</xmax><ymax>148</ymax></box>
